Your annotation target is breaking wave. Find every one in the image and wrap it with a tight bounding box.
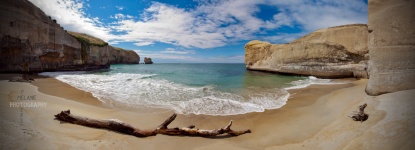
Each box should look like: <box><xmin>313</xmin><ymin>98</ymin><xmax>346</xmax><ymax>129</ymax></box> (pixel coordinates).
<box><xmin>40</xmin><ymin>72</ymin><xmax>290</xmax><ymax>115</ymax></box>
<box><xmin>285</xmin><ymin>76</ymin><xmax>345</xmax><ymax>90</ymax></box>
<box><xmin>40</xmin><ymin>72</ymin><xmax>342</xmax><ymax>115</ymax></box>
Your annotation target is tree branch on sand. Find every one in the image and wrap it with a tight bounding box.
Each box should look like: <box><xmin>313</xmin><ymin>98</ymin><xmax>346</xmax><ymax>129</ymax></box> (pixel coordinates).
<box><xmin>348</xmin><ymin>103</ymin><xmax>368</xmax><ymax>122</ymax></box>
<box><xmin>54</xmin><ymin>110</ymin><xmax>251</xmax><ymax>137</ymax></box>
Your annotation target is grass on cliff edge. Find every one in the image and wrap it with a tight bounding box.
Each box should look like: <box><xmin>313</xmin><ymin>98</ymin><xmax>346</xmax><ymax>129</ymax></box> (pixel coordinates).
<box><xmin>113</xmin><ymin>47</ymin><xmax>126</xmax><ymax>51</ymax></box>
<box><xmin>68</xmin><ymin>31</ymin><xmax>108</xmax><ymax>47</ymax></box>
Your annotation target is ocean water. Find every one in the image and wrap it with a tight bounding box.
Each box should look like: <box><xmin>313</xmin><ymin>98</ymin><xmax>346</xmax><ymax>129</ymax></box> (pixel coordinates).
<box><xmin>40</xmin><ymin>63</ymin><xmax>338</xmax><ymax>115</ymax></box>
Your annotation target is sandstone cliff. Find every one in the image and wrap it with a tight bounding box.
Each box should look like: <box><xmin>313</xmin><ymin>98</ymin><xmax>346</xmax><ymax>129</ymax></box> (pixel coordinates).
<box><xmin>245</xmin><ymin>24</ymin><xmax>368</xmax><ymax>78</ymax></box>
<box><xmin>365</xmin><ymin>0</ymin><xmax>415</xmax><ymax>95</ymax></box>
<box><xmin>109</xmin><ymin>47</ymin><xmax>140</xmax><ymax>64</ymax></box>
<box><xmin>68</xmin><ymin>32</ymin><xmax>140</xmax><ymax>65</ymax></box>
<box><xmin>0</xmin><ymin>0</ymin><xmax>139</xmax><ymax>73</ymax></box>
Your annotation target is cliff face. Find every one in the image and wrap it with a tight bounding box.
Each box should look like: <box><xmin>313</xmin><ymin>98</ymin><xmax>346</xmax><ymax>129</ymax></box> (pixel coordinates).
<box><xmin>0</xmin><ymin>0</ymin><xmax>139</xmax><ymax>73</ymax></box>
<box><xmin>69</xmin><ymin>32</ymin><xmax>140</xmax><ymax>65</ymax></box>
<box><xmin>109</xmin><ymin>47</ymin><xmax>140</xmax><ymax>64</ymax></box>
<box><xmin>245</xmin><ymin>24</ymin><xmax>368</xmax><ymax>78</ymax></box>
<box><xmin>365</xmin><ymin>0</ymin><xmax>415</xmax><ymax>95</ymax></box>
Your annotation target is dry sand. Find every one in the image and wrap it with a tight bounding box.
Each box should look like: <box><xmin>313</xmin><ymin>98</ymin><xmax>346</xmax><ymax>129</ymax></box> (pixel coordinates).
<box><xmin>0</xmin><ymin>76</ymin><xmax>414</xmax><ymax>149</ymax></box>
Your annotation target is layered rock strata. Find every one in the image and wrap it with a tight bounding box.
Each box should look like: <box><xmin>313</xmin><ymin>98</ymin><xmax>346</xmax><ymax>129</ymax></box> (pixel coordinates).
<box><xmin>365</xmin><ymin>0</ymin><xmax>415</xmax><ymax>95</ymax></box>
<box><xmin>0</xmin><ymin>0</ymin><xmax>139</xmax><ymax>73</ymax></box>
<box><xmin>245</xmin><ymin>24</ymin><xmax>368</xmax><ymax>78</ymax></box>
<box><xmin>69</xmin><ymin>31</ymin><xmax>140</xmax><ymax>65</ymax></box>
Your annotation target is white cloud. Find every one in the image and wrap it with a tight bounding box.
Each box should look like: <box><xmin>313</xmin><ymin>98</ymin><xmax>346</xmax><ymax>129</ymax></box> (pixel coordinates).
<box><xmin>116</xmin><ymin>6</ymin><xmax>124</xmax><ymax>10</ymax></box>
<box><xmin>161</xmin><ymin>48</ymin><xmax>195</xmax><ymax>55</ymax></box>
<box><xmin>30</xmin><ymin>0</ymin><xmax>368</xmax><ymax>48</ymax></box>
<box><xmin>264</xmin><ymin>12</ymin><xmax>293</xmax><ymax>29</ymax></box>
<box><xmin>29</xmin><ymin>0</ymin><xmax>115</xmax><ymax>42</ymax></box>
<box><xmin>110</xmin><ymin>1</ymin><xmax>267</xmax><ymax>48</ymax></box>
<box><xmin>111</xmin><ymin>0</ymin><xmax>367</xmax><ymax>47</ymax></box>
<box><xmin>134</xmin><ymin>49</ymin><xmax>242</xmax><ymax>63</ymax></box>
<box><xmin>133</xmin><ymin>41</ymin><xmax>154</xmax><ymax>46</ymax></box>
<box><xmin>112</xmin><ymin>2</ymin><xmax>226</xmax><ymax>49</ymax></box>
<box><xmin>133</xmin><ymin>49</ymin><xmax>198</xmax><ymax>62</ymax></box>
<box><xmin>111</xmin><ymin>13</ymin><xmax>134</xmax><ymax>20</ymax></box>
<box><xmin>267</xmin><ymin>0</ymin><xmax>367</xmax><ymax>31</ymax></box>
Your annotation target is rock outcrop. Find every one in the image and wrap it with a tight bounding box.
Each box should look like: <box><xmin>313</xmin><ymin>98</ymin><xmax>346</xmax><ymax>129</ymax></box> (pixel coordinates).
<box><xmin>365</xmin><ymin>0</ymin><xmax>415</xmax><ymax>95</ymax></box>
<box><xmin>144</xmin><ymin>57</ymin><xmax>153</xmax><ymax>64</ymax></box>
<box><xmin>109</xmin><ymin>47</ymin><xmax>140</xmax><ymax>64</ymax></box>
<box><xmin>68</xmin><ymin>32</ymin><xmax>140</xmax><ymax>65</ymax></box>
<box><xmin>0</xmin><ymin>0</ymin><xmax>139</xmax><ymax>73</ymax></box>
<box><xmin>9</xmin><ymin>74</ymin><xmax>34</xmax><ymax>83</ymax></box>
<box><xmin>245</xmin><ymin>24</ymin><xmax>368</xmax><ymax>78</ymax></box>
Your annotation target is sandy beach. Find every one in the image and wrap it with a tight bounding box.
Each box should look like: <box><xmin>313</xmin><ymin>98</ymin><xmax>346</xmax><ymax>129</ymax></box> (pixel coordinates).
<box><xmin>0</xmin><ymin>75</ymin><xmax>414</xmax><ymax>149</ymax></box>
<box><xmin>1</xmin><ymin>0</ymin><xmax>414</xmax><ymax>149</ymax></box>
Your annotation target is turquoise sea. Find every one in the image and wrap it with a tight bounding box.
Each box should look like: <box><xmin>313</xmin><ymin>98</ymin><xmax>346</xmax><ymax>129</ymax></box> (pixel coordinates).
<box><xmin>41</xmin><ymin>63</ymin><xmax>336</xmax><ymax>115</ymax></box>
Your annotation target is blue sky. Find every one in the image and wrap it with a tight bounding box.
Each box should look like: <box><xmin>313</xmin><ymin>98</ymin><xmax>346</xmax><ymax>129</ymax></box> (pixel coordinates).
<box><xmin>29</xmin><ymin>0</ymin><xmax>368</xmax><ymax>63</ymax></box>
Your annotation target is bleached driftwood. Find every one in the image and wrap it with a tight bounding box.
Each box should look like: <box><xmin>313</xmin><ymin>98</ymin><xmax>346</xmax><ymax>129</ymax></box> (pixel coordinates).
<box><xmin>54</xmin><ymin>110</ymin><xmax>251</xmax><ymax>137</ymax></box>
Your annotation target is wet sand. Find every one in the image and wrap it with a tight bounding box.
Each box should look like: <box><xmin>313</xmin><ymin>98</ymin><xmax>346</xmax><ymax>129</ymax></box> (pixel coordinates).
<box><xmin>0</xmin><ymin>75</ymin><xmax>414</xmax><ymax>149</ymax></box>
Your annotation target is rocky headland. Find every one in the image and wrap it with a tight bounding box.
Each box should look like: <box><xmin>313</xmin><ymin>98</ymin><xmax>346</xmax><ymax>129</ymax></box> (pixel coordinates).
<box><xmin>245</xmin><ymin>24</ymin><xmax>368</xmax><ymax>78</ymax></box>
<box><xmin>245</xmin><ymin>0</ymin><xmax>415</xmax><ymax>95</ymax></box>
<box><xmin>0</xmin><ymin>0</ymin><xmax>139</xmax><ymax>73</ymax></box>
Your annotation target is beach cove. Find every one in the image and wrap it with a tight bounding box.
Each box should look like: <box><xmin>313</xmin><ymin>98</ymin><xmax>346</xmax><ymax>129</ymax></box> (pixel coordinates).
<box><xmin>1</xmin><ymin>74</ymin><xmax>414</xmax><ymax>149</ymax></box>
<box><xmin>1</xmin><ymin>0</ymin><xmax>415</xmax><ymax>149</ymax></box>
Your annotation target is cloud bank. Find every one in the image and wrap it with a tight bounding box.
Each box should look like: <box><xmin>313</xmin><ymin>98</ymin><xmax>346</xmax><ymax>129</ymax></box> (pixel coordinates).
<box><xmin>29</xmin><ymin>0</ymin><xmax>367</xmax><ymax>62</ymax></box>
<box><xmin>29</xmin><ymin>0</ymin><xmax>367</xmax><ymax>50</ymax></box>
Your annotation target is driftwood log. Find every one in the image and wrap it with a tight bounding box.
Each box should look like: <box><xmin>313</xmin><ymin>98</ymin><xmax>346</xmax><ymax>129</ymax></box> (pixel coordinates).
<box><xmin>54</xmin><ymin>110</ymin><xmax>251</xmax><ymax>137</ymax></box>
<box><xmin>348</xmin><ymin>103</ymin><xmax>368</xmax><ymax>122</ymax></box>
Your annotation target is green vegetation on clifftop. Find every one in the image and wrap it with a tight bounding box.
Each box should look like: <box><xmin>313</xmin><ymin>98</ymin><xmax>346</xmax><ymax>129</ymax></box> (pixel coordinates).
<box><xmin>68</xmin><ymin>31</ymin><xmax>108</xmax><ymax>47</ymax></box>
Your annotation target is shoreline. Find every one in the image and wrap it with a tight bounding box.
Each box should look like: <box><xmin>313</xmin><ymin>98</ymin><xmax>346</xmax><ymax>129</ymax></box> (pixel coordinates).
<box><xmin>32</xmin><ymin>74</ymin><xmax>354</xmax><ymax>116</ymax></box>
<box><xmin>32</xmin><ymin>76</ymin><xmax>105</xmax><ymax>107</ymax></box>
<box><xmin>0</xmin><ymin>74</ymin><xmax>414</xmax><ymax>149</ymax></box>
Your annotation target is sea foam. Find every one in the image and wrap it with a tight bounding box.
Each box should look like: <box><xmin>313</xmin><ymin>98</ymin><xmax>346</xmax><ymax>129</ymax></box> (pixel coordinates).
<box><xmin>284</xmin><ymin>76</ymin><xmax>345</xmax><ymax>90</ymax></box>
<box><xmin>40</xmin><ymin>72</ymin><xmax>290</xmax><ymax>115</ymax></box>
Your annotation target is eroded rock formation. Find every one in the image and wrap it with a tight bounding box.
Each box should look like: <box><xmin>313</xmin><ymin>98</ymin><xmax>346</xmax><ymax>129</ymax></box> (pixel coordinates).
<box><xmin>109</xmin><ymin>47</ymin><xmax>140</xmax><ymax>64</ymax></box>
<box><xmin>365</xmin><ymin>0</ymin><xmax>415</xmax><ymax>95</ymax></box>
<box><xmin>245</xmin><ymin>24</ymin><xmax>368</xmax><ymax>78</ymax></box>
<box><xmin>144</xmin><ymin>57</ymin><xmax>153</xmax><ymax>64</ymax></box>
<box><xmin>0</xmin><ymin>0</ymin><xmax>139</xmax><ymax>73</ymax></box>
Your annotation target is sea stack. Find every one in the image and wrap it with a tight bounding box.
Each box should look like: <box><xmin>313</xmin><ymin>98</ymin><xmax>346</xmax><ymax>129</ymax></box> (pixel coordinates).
<box><xmin>144</xmin><ymin>57</ymin><xmax>153</xmax><ymax>64</ymax></box>
<box><xmin>245</xmin><ymin>24</ymin><xmax>368</xmax><ymax>78</ymax></box>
